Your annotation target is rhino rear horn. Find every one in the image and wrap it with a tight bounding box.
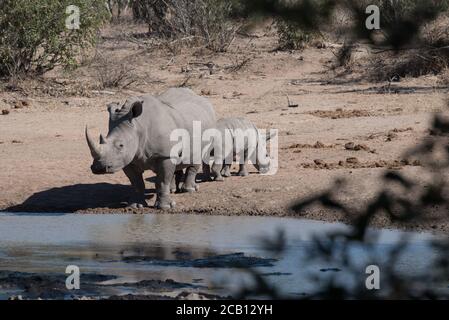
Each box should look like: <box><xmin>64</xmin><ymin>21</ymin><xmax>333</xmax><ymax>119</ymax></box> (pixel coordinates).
<box><xmin>85</xmin><ymin>126</ymin><xmax>103</xmax><ymax>159</ymax></box>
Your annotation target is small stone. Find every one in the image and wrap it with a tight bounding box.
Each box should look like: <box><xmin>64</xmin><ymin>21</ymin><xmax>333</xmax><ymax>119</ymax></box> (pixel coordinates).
<box><xmin>2</xmin><ymin>109</ymin><xmax>10</xmax><ymax>115</ymax></box>
<box><xmin>314</xmin><ymin>159</ymin><xmax>325</xmax><ymax>165</ymax></box>
<box><xmin>346</xmin><ymin>157</ymin><xmax>359</xmax><ymax>164</ymax></box>
<box><xmin>345</xmin><ymin>142</ymin><xmax>356</xmax><ymax>150</ymax></box>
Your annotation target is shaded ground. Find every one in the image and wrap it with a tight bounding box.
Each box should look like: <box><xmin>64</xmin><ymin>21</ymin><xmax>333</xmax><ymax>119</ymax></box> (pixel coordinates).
<box><xmin>1</xmin><ymin>23</ymin><xmax>448</xmax><ymax>232</ymax></box>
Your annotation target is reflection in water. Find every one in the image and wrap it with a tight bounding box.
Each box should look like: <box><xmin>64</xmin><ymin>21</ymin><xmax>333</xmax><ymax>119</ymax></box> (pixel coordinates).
<box><xmin>0</xmin><ymin>213</ymin><xmax>442</xmax><ymax>299</ymax></box>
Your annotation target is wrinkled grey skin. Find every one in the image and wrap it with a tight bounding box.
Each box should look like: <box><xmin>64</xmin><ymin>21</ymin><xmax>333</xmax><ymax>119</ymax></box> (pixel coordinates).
<box><xmin>86</xmin><ymin>88</ymin><xmax>216</xmax><ymax>209</ymax></box>
<box><xmin>210</xmin><ymin>117</ymin><xmax>273</xmax><ymax>181</ymax></box>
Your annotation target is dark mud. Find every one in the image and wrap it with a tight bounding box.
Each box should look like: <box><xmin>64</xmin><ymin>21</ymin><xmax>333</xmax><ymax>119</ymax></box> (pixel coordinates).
<box><xmin>109</xmin><ymin>279</ymin><xmax>201</xmax><ymax>292</ymax></box>
<box><xmin>122</xmin><ymin>252</ymin><xmax>278</xmax><ymax>268</ymax></box>
<box><xmin>0</xmin><ymin>271</ymin><xmax>116</xmax><ymax>299</ymax></box>
<box><xmin>0</xmin><ymin>270</ymin><xmax>225</xmax><ymax>300</ymax></box>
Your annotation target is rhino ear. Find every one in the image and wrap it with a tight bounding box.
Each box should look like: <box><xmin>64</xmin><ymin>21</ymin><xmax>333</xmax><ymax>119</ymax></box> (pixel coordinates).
<box><xmin>131</xmin><ymin>100</ymin><xmax>143</xmax><ymax>119</ymax></box>
<box><xmin>107</xmin><ymin>102</ymin><xmax>119</xmax><ymax>114</ymax></box>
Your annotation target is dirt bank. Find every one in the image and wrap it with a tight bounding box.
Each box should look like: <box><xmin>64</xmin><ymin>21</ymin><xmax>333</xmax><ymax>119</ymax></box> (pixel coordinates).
<box><xmin>0</xmin><ymin>24</ymin><xmax>447</xmax><ymax>232</ymax></box>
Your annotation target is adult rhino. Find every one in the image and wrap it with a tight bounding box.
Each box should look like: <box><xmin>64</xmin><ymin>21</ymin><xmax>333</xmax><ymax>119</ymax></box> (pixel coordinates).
<box><xmin>85</xmin><ymin>88</ymin><xmax>216</xmax><ymax>209</ymax></box>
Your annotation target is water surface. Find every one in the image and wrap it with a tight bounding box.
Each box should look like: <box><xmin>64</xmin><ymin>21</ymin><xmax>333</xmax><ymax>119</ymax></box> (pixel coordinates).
<box><xmin>0</xmin><ymin>213</ymin><xmax>445</xmax><ymax>299</ymax></box>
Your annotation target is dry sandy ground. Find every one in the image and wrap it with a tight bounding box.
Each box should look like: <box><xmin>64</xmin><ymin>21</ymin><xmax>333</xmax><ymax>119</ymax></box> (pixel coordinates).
<box><xmin>0</xmin><ymin>23</ymin><xmax>448</xmax><ymax>232</ymax></box>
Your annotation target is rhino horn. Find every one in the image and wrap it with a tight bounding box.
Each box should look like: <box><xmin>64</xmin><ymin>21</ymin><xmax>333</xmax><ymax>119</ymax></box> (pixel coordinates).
<box><xmin>100</xmin><ymin>134</ymin><xmax>107</xmax><ymax>145</ymax></box>
<box><xmin>85</xmin><ymin>126</ymin><xmax>103</xmax><ymax>159</ymax></box>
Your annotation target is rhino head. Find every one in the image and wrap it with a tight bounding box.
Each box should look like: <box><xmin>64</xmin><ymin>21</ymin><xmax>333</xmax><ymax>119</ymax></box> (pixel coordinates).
<box><xmin>86</xmin><ymin>98</ymin><xmax>144</xmax><ymax>175</ymax></box>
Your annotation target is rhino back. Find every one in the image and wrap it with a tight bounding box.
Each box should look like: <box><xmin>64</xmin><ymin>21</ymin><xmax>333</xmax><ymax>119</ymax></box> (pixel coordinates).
<box><xmin>157</xmin><ymin>88</ymin><xmax>216</xmax><ymax>131</ymax></box>
<box><xmin>134</xmin><ymin>88</ymin><xmax>216</xmax><ymax>161</ymax></box>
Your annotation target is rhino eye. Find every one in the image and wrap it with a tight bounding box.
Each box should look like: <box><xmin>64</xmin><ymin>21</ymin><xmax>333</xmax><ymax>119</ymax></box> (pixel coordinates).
<box><xmin>115</xmin><ymin>109</ymin><xmax>120</xmax><ymax>113</ymax></box>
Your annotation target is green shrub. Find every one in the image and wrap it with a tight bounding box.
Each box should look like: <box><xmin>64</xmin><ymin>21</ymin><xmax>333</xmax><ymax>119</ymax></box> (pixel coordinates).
<box><xmin>0</xmin><ymin>0</ymin><xmax>108</xmax><ymax>78</ymax></box>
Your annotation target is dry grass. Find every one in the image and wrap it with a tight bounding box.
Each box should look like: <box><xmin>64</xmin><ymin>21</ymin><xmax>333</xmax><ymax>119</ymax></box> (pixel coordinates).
<box><xmin>93</xmin><ymin>55</ymin><xmax>138</xmax><ymax>89</ymax></box>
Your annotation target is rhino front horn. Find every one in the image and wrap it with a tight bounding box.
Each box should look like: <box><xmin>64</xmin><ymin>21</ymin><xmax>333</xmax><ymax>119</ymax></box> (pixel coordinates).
<box><xmin>85</xmin><ymin>126</ymin><xmax>103</xmax><ymax>159</ymax></box>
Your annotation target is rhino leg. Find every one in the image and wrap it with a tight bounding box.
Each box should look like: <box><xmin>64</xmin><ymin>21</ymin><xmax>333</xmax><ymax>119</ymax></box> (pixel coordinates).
<box><xmin>181</xmin><ymin>165</ymin><xmax>200</xmax><ymax>192</ymax></box>
<box><xmin>123</xmin><ymin>165</ymin><xmax>147</xmax><ymax>208</ymax></box>
<box><xmin>155</xmin><ymin>159</ymin><xmax>176</xmax><ymax>210</ymax></box>
<box><xmin>237</xmin><ymin>149</ymin><xmax>249</xmax><ymax>176</ymax></box>
<box><xmin>171</xmin><ymin>170</ymin><xmax>184</xmax><ymax>193</ymax></box>
<box><xmin>238</xmin><ymin>164</ymin><xmax>249</xmax><ymax>177</ymax></box>
<box><xmin>202</xmin><ymin>163</ymin><xmax>213</xmax><ymax>181</ymax></box>
<box><xmin>212</xmin><ymin>162</ymin><xmax>224</xmax><ymax>181</ymax></box>
<box><xmin>221</xmin><ymin>164</ymin><xmax>231</xmax><ymax>178</ymax></box>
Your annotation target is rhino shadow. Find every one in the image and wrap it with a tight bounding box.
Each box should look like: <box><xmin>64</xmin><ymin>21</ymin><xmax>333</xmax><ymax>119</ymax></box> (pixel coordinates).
<box><xmin>3</xmin><ymin>183</ymin><xmax>155</xmax><ymax>213</ymax></box>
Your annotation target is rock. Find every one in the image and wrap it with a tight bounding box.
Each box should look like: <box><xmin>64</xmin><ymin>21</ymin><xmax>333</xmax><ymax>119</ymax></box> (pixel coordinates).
<box><xmin>14</xmin><ymin>100</ymin><xmax>29</xmax><ymax>109</ymax></box>
<box><xmin>345</xmin><ymin>142</ymin><xmax>356</xmax><ymax>150</ymax></box>
<box><xmin>346</xmin><ymin>157</ymin><xmax>359</xmax><ymax>164</ymax></box>
<box><xmin>2</xmin><ymin>109</ymin><xmax>10</xmax><ymax>115</ymax></box>
<box><xmin>345</xmin><ymin>142</ymin><xmax>371</xmax><ymax>152</ymax></box>
<box><xmin>314</xmin><ymin>159</ymin><xmax>325</xmax><ymax>165</ymax></box>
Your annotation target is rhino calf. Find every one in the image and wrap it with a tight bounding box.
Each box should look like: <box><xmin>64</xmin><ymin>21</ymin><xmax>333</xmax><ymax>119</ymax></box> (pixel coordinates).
<box><xmin>86</xmin><ymin>88</ymin><xmax>216</xmax><ymax>209</ymax></box>
<box><xmin>210</xmin><ymin>117</ymin><xmax>274</xmax><ymax>181</ymax></box>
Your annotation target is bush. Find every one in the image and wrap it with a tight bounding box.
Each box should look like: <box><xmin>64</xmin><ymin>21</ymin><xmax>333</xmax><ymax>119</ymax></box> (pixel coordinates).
<box><xmin>94</xmin><ymin>55</ymin><xmax>137</xmax><ymax>89</ymax></box>
<box><xmin>0</xmin><ymin>0</ymin><xmax>108</xmax><ymax>78</ymax></box>
<box><xmin>276</xmin><ymin>18</ymin><xmax>315</xmax><ymax>50</ymax></box>
<box><xmin>130</xmin><ymin>0</ymin><xmax>238</xmax><ymax>52</ymax></box>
